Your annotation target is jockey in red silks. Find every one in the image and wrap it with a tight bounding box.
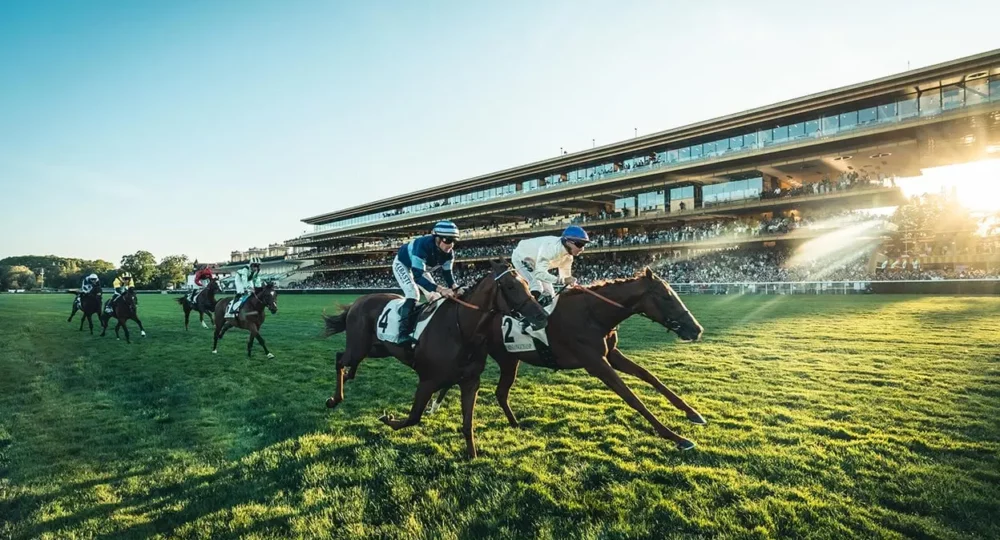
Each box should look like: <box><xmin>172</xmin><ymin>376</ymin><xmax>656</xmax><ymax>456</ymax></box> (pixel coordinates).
<box><xmin>194</xmin><ymin>266</ymin><xmax>215</xmax><ymax>287</ymax></box>
<box><xmin>189</xmin><ymin>266</ymin><xmax>216</xmax><ymax>303</ymax></box>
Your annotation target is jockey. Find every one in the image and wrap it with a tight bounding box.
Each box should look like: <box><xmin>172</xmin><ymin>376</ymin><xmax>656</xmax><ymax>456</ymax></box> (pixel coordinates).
<box><xmin>75</xmin><ymin>273</ymin><xmax>101</xmax><ymax>307</ymax></box>
<box><xmin>107</xmin><ymin>271</ymin><xmax>135</xmax><ymax>312</ymax></box>
<box><xmin>80</xmin><ymin>273</ymin><xmax>100</xmax><ymax>295</ymax></box>
<box><xmin>190</xmin><ymin>265</ymin><xmax>215</xmax><ymax>302</ymax></box>
<box><xmin>392</xmin><ymin>220</ymin><xmax>460</xmax><ymax>343</ymax></box>
<box><xmin>511</xmin><ymin>225</ymin><xmax>590</xmax><ymax>307</ymax></box>
<box><xmin>229</xmin><ymin>257</ymin><xmax>262</xmax><ymax>317</ymax></box>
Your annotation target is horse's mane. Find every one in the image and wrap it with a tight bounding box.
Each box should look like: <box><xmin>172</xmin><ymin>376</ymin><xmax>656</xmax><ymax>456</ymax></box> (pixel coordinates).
<box><xmin>458</xmin><ymin>268</ymin><xmax>493</xmax><ymax>299</ymax></box>
<box><xmin>579</xmin><ymin>272</ymin><xmax>645</xmax><ymax>292</ymax></box>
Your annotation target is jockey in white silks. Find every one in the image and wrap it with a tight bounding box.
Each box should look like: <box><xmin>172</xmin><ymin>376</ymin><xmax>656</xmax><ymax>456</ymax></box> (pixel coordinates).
<box><xmin>228</xmin><ymin>257</ymin><xmax>262</xmax><ymax>317</ymax></box>
<box><xmin>511</xmin><ymin>225</ymin><xmax>590</xmax><ymax>308</ymax></box>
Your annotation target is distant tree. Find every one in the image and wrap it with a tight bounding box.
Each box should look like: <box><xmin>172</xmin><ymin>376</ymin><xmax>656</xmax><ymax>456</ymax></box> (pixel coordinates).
<box><xmin>120</xmin><ymin>251</ymin><xmax>157</xmax><ymax>287</ymax></box>
<box><xmin>154</xmin><ymin>255</ymin><xmax>190</xmax><ymax>289</ymax></box>
<box><xmin>2</xmin><ymin>265</ymin><xmax>37</xmax><ymax>290</ymax></box>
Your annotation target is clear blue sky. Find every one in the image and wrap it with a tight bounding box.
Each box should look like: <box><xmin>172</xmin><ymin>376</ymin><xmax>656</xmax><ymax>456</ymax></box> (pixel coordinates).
<box><xmin>2</xmin><ymin>0</ymin><xmax>998</xmax><ymax>264</ymax></box>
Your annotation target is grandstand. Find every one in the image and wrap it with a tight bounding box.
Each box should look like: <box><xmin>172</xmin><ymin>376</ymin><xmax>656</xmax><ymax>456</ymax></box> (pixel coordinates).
<box><xmin>287</xmin><ymin>49</ymin><xmax>1000</xmax><ymax>291</ymax></box>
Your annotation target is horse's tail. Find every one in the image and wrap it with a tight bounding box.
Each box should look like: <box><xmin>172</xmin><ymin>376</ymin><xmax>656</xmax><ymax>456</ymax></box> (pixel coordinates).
<box><xmin>322</xmin><ymin>304</ymin><xmax>352</xmax><ymax>337</ymax></box>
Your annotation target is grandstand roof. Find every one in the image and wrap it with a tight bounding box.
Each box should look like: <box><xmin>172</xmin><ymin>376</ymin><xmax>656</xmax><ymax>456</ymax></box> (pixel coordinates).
<box><xmin>302</xmin><ymin>48</ymin><xmax>1000</xmax><ymax>226</ymax></box>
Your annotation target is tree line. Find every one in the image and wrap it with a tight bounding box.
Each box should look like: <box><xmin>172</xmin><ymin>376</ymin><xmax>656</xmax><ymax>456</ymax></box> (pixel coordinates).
<box><xmin>0</xmin><ymin>251</ymin><xmax>195</xmax><ymax>291</ymax></box>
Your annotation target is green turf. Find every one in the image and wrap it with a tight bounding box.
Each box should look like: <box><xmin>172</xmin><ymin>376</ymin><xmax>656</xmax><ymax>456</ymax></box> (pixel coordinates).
<box><xmin>1</xmin><ymin>292</ymin><xmax>998</xmax><ymax>539</ymax></box>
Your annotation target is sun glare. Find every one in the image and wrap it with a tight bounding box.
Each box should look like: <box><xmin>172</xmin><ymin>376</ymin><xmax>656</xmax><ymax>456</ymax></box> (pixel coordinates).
<box><xmin>897</xmin><ymin>158</ymin><xmax>1000</xmax><ymax>213</ymax></box>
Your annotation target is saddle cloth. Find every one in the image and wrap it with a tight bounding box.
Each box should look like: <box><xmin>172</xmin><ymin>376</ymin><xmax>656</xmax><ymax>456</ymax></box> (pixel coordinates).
<box><xmin>375</xmin><ymin>298</ymin><xmax>442</xmax><ymax>344</ymax></box>
<box><xmin>500</xmin><ymin>295</ymin><xmax>560</xmax><ymax>353</ymax></box>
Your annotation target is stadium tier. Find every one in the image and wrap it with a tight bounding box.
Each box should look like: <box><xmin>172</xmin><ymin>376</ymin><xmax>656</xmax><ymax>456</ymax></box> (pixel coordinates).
<box><xmin>288</xmin><ymin>50</ymin><xmax>1000</xmax><ymax>289</ymax></box>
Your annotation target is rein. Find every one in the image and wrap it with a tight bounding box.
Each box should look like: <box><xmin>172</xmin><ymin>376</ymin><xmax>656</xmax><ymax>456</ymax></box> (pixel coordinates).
<box><xmin>572</xmin><ymin>284</ymin><xmax>626</xmax><ymax>309</ymax></box>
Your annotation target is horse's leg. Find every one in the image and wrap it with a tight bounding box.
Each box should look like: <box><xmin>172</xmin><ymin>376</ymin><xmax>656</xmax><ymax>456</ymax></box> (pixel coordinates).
<box><xmin>426</xmin><ymin>385</ymin><xmax>451</xmax><ymax>416</ymax></box>
<box><xmin>582</xmin><ymin>355</ymin><xmax>695</xmax><ymax>450</ymax></box>
<box><xmin>121</xmin><ymin>319</ymin><xmax>131</xmax><ymax>344</ymax></box>
<box><xmin>132</xmin><ymin>315</ymin><xmax>146</xmax><ymax>337</ymax></box>
<box><xmin>340</xmin><ymin>333</ymin><xmax>371</xmax><ymax>382</ymax></box>
<box><xmin>183</xmin><ymin>306</ymin><xmax>191</xmax><ymax>330</ymax></box>
<box><xmin>199</xmin><ymin>310</ymin><xmax>208</xmax><ymax>329</ymax></box>
<box><xmin>99</xmin><ymin>313</ymin><xmax>108</xmax><ymax>337</ymax></box>
<box><xmin>246</xmin><ymin>325</ymin><xmax>256</xmax><ymax>358</ymax></box>
<box><xmin>380</xmin><ymin>378</ymin><xmax>437</xmax><ymax>430</ymax></box>
<box><xmin>326</xmin><ymin>352</ymin><xmax>347</xmax><ymax>409</ymax></box>
<box><xmin>212</xmin><ymin>319</ymin><xmax>223</xmax><ymax>353</ymax></box>
<box><xmin>78</xmin><ymin>310</ymin><xmax>85</xmax><ymax>331</ymax></box>
<box><xmin>607</xmin><ymin>348</ymin><xmax>705</xmax><ymax>424</ymax></box>
<box><xmin>459</xmin><ymin>376</ymin><xmax>482</xmax><ymax>459</ymax></box>
<box><xmin>495</xmin><ymin>358</ymin><xmax>522</xmax><ymax>428</ymax></box>
<box><xmin>86</xmin><ymin>312</ymin><xmax>94</xmax><ymax>334</ymax></box>
<box><xmin>254</xmin><ymin>331</ymin><xmax>274</xmax><ymax>359</ymax></box>
<box><xmin>68</xmin><ymin>304</ymin><xmax>78</xmax><ymax>323</ymax></box>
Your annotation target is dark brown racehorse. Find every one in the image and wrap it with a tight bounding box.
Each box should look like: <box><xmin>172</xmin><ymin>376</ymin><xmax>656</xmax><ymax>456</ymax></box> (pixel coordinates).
<box><xmin>177</xmin><ymin>278</ymin><xmax>222</xmax><ymax>330</ymax></box>
<box><xmin>322</xmin><ymin>260</ymin><xmax>547</xmax><ymax>458</ymax></box>
<box><xmin>431</xmin><ymin>267</ymin><xmax>706</xmax><ymax>450</ymax></box>
<box><xmin>212</xmin><ymin>281</ymin><xmax>278</xmax><ymax>358</ymax></box>
<box><xmin>68</xmin><ymin>285</ymin><xmax>103</xmax><ymax>334</ymax></box>
<box><xmin>99</xmin><ymin>287</ymin><xmax>146</xmax><ymax>343</ymax></box>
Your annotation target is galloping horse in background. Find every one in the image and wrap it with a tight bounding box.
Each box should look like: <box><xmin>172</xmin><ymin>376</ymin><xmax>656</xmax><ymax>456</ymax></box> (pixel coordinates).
<box><xmin>431</xmin><ymin>267</ymin><xmax>706</xmax><ymax>451</ymax></box>
<box><xmin>177</xmin><ymin>278</ymin><xmax>222</xmax><ymax>330</ymax></box>
<box><xmin>68</xmin><ymin>285</ymin><xmax>103</xmax><ymax>334</ymax></box>
<box><xmin>322</xmin><ymin>259</ymin><xmax>548</xmax><ymax>458</ymax></box>
<box><xmin>99</xmin><ymin>287</ymin><xmax>146</xmax><ymax>343</ymax></box>
<box><xmin>211</xmin><ymin>281</ymin><xmax>278</xmax><ymax>358</ymax></box>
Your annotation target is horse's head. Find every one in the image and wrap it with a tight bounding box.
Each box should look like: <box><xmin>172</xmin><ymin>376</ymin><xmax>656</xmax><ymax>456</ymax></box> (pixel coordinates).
<box><xmin>207</xmin><ymin>278</ymin><xmax>221</xmax><ymax>295</ymax></box>
<box><xmin>122</xmin><ymin>287</ymin><xmax>138</xmax><ymax>308</ymax></box>
<box><xmin>255</xmin><ymin>281</ymin><xmax>278</xmax><ymax>314</ymax></box>
<box><xmin>488</xmin><ymin>259</ymin><xmax>548</xmax><ymax>330</ymax></box>
<box><xmin>635</xmin><ymin>267</ymin><xmax>703</xmax><ymax>342</ymax></box>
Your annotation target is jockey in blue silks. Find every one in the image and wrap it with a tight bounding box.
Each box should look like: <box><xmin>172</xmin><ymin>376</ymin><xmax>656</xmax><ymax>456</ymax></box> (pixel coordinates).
<box><xmin>391</xmin><ymin>220</ymin><xmax>460</xmax><ymax>343</ymax></box>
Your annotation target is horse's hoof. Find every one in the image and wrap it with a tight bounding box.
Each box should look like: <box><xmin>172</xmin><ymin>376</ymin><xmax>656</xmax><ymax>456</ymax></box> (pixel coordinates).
<box><xmin>676</xmin><ymin>439</ymin><xmax>697</xmax><ymax>451</ymax></box>
<box><xmin>140</xmin><ymin>331</ymin><xmax>146</xmax><ymax>337</ymax></box>
<box><xmin>325</xmin><ymin>397</ymin><xmax>340</xmax><ymax>409</ymax></box>
<box><xmin>212</xmin><ymin>350</ymin><xmax>217</xmax><ymax>354</ymax></box>
<box><xmin>687</xmin><ymin>411</ymin><xmax>707</xmax><ymax>425</ymax></box>
<box><xmin>266</xmin><ymin>353</ymin><xmax>275</xmax><ymax>359</ymax></box>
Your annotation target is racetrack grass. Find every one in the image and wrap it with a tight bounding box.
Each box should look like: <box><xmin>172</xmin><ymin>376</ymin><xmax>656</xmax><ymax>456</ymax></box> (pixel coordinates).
<box><xmin>1</xmin><ymin>293</ymin><xmax>998</xmax><ymax>539</ymax></box>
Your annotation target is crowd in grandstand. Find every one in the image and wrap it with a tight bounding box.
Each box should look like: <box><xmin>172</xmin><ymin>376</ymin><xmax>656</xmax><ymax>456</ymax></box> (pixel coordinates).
<box><xmin>286</xmin><ymin>180</ymin><xmax>1000</xmax><ymax>290</ymax></box>
<box><xmin>292</xmin><ymin>174</ymin><xmax>895</xmax><ymax>260</ymax></box>
<box><xmin>288</xmin><ymin>244</ymin><xmax>998</xmax><ymax>290</ymax></box>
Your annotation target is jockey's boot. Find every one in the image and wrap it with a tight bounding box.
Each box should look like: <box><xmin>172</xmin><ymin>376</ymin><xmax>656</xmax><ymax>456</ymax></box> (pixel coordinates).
<box><xmin>397</xmin><ymin>298</ymin><xmax>417</xmax><ymax>346</ymax></box>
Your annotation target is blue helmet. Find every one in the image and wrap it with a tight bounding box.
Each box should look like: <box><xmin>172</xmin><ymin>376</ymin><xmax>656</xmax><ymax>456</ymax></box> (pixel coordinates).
<box><xmin>431</xmin><ymin>220</ymin><xmax>460</xmax><ymax>239</ymax></box>
<box><xmin>561</xmin><ymin>225</ymin><xmax>590</xmax><ymax>243</ymax></box>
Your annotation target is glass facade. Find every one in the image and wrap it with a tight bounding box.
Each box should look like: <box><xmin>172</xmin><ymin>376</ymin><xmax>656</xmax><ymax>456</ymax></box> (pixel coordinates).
<box><xmin>614</xmin><ymin>197</ymin><xmax>635</xmax><ymax>211</ymax></box>
<box><xmin>637</xmin><ymin>190</ymin><xmax>665</xmax><ymax>211</ymax></box>
<box><xmin>702</xmin><ymin>177</ymin><xmax>764</xmax><ymax>207</ymax></box>
<box><xmin>669</xmin><ymin>186</ymin><xmax>694</xmax><ymax>200</ymax></box>
<box><xmin>314</xmin><ymin>73</ymin><xmax>1000</xmax><ymax>233</ymax></box>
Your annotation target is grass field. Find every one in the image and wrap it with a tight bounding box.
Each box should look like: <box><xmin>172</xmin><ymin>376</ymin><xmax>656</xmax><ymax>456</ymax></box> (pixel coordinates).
<box><xmin>1</xmin><ymin>292</ymin><xmax>998</xmax><ymax>539</ymax></box>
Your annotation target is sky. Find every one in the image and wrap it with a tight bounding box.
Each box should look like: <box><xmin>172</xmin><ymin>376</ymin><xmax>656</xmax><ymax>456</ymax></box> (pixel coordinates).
<box><xmin>1</xmin><ymin>0</ymin><xmax>999</xmax><ymax>264</ymax></box>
